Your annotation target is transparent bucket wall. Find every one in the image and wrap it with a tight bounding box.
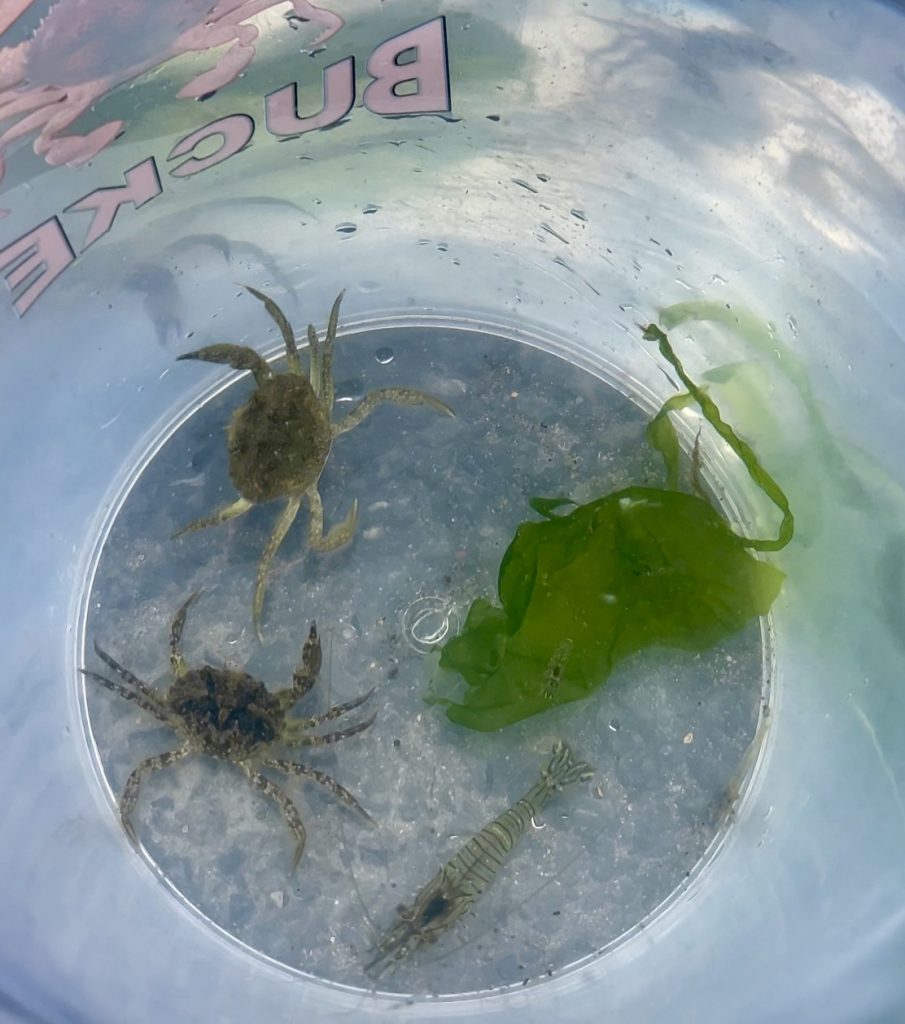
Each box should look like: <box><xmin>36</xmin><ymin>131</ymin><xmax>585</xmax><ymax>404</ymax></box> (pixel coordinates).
<box><xmin>1</xmin><ymin>1</ymin><xmax>904</xmax><ymax>1022</ymax></box>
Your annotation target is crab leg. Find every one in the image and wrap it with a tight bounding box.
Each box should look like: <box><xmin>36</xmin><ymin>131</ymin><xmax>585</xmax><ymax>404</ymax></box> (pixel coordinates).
<box><xmin>120</xmin><ymin>743</ymin><xmax>192</xmax><ymax>846</ymax></box>
<box><xmin>306</xmin><ymin>484</ymin><xmax>358</xmax><ymax>552</ymax></box>
<box><xmin>80</xmin><ymin>669</ymin><xmax>175</xmax><ymax>728</ymax></box>
<box><xmin>307</xmin><ymin>323</ymin><xmax>322</xmax><ymax>397</ymax></box>
<box><xmin>172</xmin><ymin>496</ymin><xmax>253</xmax><ymax>539</ymax></box>
<box><xmin>262</xmin><ymin>758</ymin><xmax>376</xmax><ymax>826</ymax></box>
<box><xmin>86</xmin><ymin>640</ymin><xmax>178</xmax><ymax>726</ymax></box>
<box><xmin>169</xmin><ymin>591</ymin><xmax>202</xmax><ymax>676</ymax></box>
<box><xmin>332</xmin><ymin>387</ymin><xmax>454</xmax><ymax>436</ymax></box>
<box><xmin>289</xmin><ymin>686</ymin><xmax>376</xmax><ymax>728</ymax></box>
<box><xmin>240</xmin><ymin>763</ymin><xmax>308</xmax><ymax>873</ymax></box>
<box><xmin>319</xmin><ymin>289</ymin><xmax>344</xmax><ymax>413</ymax></box>
<box><xmin>280</xmin><ymin>709</ymin><xmax>377</xmax><ymax>747</ymax></box>
<box><xmin>275</xmin><ymin>621</ymin><xmax>322</xmax><ymax>711</ymax></box>
<box><xmin>177</xmin><ymin>343</ymin><xmax>272</xmax><ymax>387</ymax></box>
<box><xmin>242</xmin><ymin>284</ymin><xmax>301</xmax><ymax>373</ymax></box>
<box><xmin>253</xmin><ymin>493</ymin><xmax>303</xmax><ymax>640</ymax></box>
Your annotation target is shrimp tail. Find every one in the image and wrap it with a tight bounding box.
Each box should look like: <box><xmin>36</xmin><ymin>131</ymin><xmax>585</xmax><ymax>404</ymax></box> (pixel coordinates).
<box><xmin>542</xmin><ymin>738</ymin><xmax>594</xmax><ymax>791</ymax></box>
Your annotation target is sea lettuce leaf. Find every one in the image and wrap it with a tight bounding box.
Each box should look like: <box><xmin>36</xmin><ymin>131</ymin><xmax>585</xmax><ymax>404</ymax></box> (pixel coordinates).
<box><xmin>428</xmin><ymin>323</ymin><xmax>794</xmax><ymax>732</ymax></box>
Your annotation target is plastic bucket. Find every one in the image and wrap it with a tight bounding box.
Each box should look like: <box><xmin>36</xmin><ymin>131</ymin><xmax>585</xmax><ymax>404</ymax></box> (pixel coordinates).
<box><xmin>1</xmin><ymin>2</ymin><xmax>904</xmax><ymax>1022</ymax></box>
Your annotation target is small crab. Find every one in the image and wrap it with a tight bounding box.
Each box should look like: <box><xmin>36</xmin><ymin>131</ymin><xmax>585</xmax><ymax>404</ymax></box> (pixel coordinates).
<box><xmin>81</xmin><ymin>592</ymin><xmax>375</xmax><ymax>872</ymax></box>
<box><xmin>173</xmin><ymin>286</ymin><xmax>453</xmax><ymax>637</ymax></box>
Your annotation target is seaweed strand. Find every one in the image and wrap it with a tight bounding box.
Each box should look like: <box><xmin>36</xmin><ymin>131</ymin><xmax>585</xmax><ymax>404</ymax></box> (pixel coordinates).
<box><xmin>643</xmin><ymin>324</ymin><xmax>794</xmax><ymax>552</ymax></box>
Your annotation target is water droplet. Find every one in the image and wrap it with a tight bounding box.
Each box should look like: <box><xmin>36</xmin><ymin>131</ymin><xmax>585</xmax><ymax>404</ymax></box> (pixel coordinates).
<box><xmin>570</xmin><ymin>209</ymin><xmax>587</xmax><ymax>222</ymax></box>
<box><xmin>401</xmin><ymin>596</ymin><xmax>459</xmax><ymax>654</ymax></box>
<box><xmin>358</xmin><ymin>280</ymin><xmax>382</xmax><ymax>294</ymax></box>
<box><xmin>375</xmin><ymin>346</ymin><xmax>394</xmax><ymax>365</ymax></box>
<box><xmin>362</xmin><ymin>203</ymin><xmax>380</xmax><ymax>215</ymax></box>
<box><xmin>608</xmin><ymin>718</ymin><xmax>621</xmax><ymax>732</ymax></box>
<box><xmin>334</xmin><ymin>378</ymin><xmax>364</xmax><ymax>404</ymax></box>
<box><xmin>786</xmin><ymin>314</ymin><xmax>799</xmax><ymax>336</ymax></box>
<box><xmin>335</xmin><ymin>222</ymin><xmax>357</xmax><ymax>235</ymax></box>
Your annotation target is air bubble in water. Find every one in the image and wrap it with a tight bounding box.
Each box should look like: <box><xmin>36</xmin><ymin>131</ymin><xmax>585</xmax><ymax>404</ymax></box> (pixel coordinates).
<box><xmin>401</xmin><ymin>596</ymin><xmax>459</xmax><ymax>654</ymax></box>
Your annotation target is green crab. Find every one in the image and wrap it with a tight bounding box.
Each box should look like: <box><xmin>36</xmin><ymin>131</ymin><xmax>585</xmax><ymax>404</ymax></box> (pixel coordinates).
<box><xmin>82</xmin><ymin>592</ymin><xmax>376</xmax><ymax>872</ymax></box>
<box><xmin>174</xmin><ymin>287</ymin><xmax>453</xmax><ymax>637</ymax></box>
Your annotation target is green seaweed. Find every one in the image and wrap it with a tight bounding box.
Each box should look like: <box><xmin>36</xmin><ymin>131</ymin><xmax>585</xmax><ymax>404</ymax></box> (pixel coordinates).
<box><xmin>428</xmin><ymin>324</ymin><xmax>794</xmax><ymax>732</ymax></box>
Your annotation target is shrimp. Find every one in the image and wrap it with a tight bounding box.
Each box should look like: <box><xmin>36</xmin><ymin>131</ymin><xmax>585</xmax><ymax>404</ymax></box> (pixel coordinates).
<box><xmin>365</xmin><ymin>739</ymin><xmax>593</xmax><ymax>976</ymax></box>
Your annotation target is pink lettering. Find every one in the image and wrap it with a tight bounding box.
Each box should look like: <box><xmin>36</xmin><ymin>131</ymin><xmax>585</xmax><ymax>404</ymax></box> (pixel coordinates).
<box><xmin>167</xmin><ymin>114</ymin><xmax>255</xmax><ymax>178</ymax></box>
<box><xmin>265</xmin><ymin>57</ymin><xmax>355</xmax><ymax>137</ymax></box>
<box><xmin>65</xmin><ymin>158</ymin><xmax>162</xmax><ymax>250</ymax></box>
<box><xmin>0</xmin><ymin>216</ymin><xmax>75</xmax><ymax>316</ymax></box>
<box><xmin>363</xmin><ymin>17</ymin><xmax>450</xmax><ymax>116</ymax></box>
<box><xmin>0</xmin><ymin>17</ymin><xmax>458</xmax><ymax>317</ymax></box>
